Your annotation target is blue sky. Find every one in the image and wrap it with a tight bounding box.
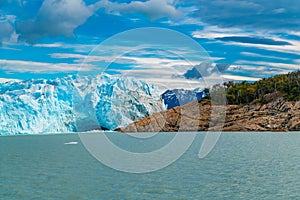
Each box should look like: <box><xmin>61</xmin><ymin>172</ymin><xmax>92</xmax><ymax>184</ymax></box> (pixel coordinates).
<box><xmin>0</xmin><ymin>0</ymin><xmax>299</xmax><ymax>88</ymax></box>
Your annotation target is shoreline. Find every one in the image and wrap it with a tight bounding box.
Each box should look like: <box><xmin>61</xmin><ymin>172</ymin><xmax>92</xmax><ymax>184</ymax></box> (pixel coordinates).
<box><xmin>1</xmin><ymin>131</ymin><xmax>300</xmax><ymax>137</ymax></box>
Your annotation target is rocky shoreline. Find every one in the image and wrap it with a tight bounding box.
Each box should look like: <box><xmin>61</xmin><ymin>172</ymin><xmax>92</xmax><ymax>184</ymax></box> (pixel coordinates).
<box><xmin>117</xmin><ymin>93</ymin><xmax>300</xmax><ymax>132</ymax></box>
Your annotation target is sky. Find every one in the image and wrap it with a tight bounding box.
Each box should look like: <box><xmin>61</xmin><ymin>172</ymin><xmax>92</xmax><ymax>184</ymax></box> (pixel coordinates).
<box><xmin>0</xmin><ymin>0</ymin><xmax>299</xmax><ymax>89</ymax></box>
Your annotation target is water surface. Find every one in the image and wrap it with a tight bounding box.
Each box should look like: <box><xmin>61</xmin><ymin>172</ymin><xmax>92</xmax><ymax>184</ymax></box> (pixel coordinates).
<box><xmin>1</xmin><ymin>132</ymin><xmax>299</xmax><ymax>199</ymax></box>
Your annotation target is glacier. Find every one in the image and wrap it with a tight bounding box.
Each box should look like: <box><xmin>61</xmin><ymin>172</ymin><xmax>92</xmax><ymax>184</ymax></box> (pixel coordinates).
<box><xmin>0</xmin><ymin>74</ymin><xmax>164</xmax><ymax>135</ymax></box>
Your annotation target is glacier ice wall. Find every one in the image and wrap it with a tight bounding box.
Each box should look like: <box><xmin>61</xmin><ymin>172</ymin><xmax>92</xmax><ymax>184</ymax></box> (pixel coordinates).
<box><xmin>0</xmin><ymin>74</ymin><xmax>164</xmax><ymax>135</ymax></box>
<box><xmin>0</xmin><ymin>78</ymin><xmax>76</xmax><ymax>135</ymax></box>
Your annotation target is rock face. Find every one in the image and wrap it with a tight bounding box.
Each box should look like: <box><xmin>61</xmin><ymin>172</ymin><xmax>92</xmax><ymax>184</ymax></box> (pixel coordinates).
<box><xmin>118</xmin><ymin>94</ymin><xmax>300</xmax><ymax>132</ymax></box>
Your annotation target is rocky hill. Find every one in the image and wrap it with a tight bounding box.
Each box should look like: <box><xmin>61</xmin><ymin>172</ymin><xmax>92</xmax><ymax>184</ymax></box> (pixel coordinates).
<box><xmin>117</xmin><ymin>93</ymin><xmax>300</xmax><ymax>132</ymax></box>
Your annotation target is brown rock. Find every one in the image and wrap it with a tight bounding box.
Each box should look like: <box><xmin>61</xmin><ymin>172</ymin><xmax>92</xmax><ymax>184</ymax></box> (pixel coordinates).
<box><xmin>118</xmin><ymin>95</ymin><xmax>300</xmax><ymax>132</ymax></box>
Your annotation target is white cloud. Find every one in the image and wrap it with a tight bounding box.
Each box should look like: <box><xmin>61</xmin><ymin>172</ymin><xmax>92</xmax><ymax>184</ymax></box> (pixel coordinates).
<box><xmin>50</xmin><ymin>51</ymin><xmax>201</xmax><ymax>69</ymax></box>
<box><xmin>224</xmin><ymin>63</ymin><xmax>293</xmax><ymax>77</ymax></box>
<box><xmin>288</xmin><ymin>31</ymin><xmax>300</xmax><ymax>37</ymax></box>
<box><xmin>235</xmin><ymin>60</ymin><xmax>300</xmax><ymax>70</ymax></box>
<box><xmin>221</xmin><ymin>74</ymin><xmax>261</xmax><ymax>81</ymax></box>
<box><xmin>33</xmin><ymin>43</ymin><xmax>63</xmax><ymax>48</ymax></box>
<box><xmin>0</xmin><ymin>59</ymin><xmax>94</xmax><ymax>73</ymax></box>
<box><xmin>32</xmin><ymin>43</ymin><xmax>98</xmax><ymax>52</ymax></box>
<box><xmin>0</xmin><ymin>78</ymin><xmax>21</xmax><ymax>83</ymax></box>
<box><xmin>93</xmin><ymin>0</ymin><xmax>181</xmax><ymax>20</ymax></box>
<box><xmin>272</xmin><ymin>8</ymin><xmax>286</xmax><ymax>14</ymax></box>
<box><xmin>14</xmin><ymin>0</ymin><xmax>183</xmax><ymax>42</ymax></box>
<box><xmin>240</xmin><ymin>52</ymin><xmax>289</xmax><ymax>61</ymax></box>
<box><xmin>191</xmin><ymin>25</ymin><xmax>296</xmax><ymax>51</ymax></box>
<box><xmin>51</xmin><ymin>53</ymin><xmax>88</xmax><ymax>60</ymax></box>
<box><xmin>196</xmin><ymin>27</ymin><xmax>300</xmax><ymax>56</ymax></box>
<box><xmin>50</xmin><ymin>53</ymin><xmax>136</xmax><ymax>64</ymax></box>
<box><xmin>192</xmin><ymin>26</ymin><xmax>251</xmax><ymax>39</ymax></box>
<box><xmin>188</xmin><ymin>0</ymin><xmax>300</xmax><ymax>32</ymax></box>
<box><xmin>0</xmin><ymin>15</ymin><xmax>17</xmax><ymax>43</ymax></box>
<box><xmin>227</xmin><ymin>38</ymin><xmax>300</xmax><ymax>55</ymax></box>
<box><xmin>17</xmin><ymin>0</ymin><xmax>94</xmax><ymax>42</ymax></box>
<box><xmin>0</xmin><ymin>20</ymin><xmax>14</xmax><ymax>40</ymax></box>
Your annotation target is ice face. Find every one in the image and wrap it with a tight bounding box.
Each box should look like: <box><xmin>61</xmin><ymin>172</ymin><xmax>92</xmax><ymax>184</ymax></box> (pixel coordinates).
<box><xmin>0</xmin><ymin>74</ymin><xmax>164</xmax><ymax>135</ymax></box>
<box><xmin>0</xmin><ymin>77</ymin><xmax>76</xmax><ymax>135</ymax></box>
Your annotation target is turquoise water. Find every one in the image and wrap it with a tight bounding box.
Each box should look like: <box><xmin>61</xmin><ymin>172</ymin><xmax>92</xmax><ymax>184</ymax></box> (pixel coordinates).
<box><xmin>1</xmin><ymin>132</ymin><xmax>300</xmax><ymax>199</ymax></box>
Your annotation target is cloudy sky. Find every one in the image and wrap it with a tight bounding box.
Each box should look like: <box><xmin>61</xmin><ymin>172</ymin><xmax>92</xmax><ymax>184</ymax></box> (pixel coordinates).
<box><xmin>0</xmin><ymin>0</ymin><xmax>299</xmax><ymax>88</ymax></box>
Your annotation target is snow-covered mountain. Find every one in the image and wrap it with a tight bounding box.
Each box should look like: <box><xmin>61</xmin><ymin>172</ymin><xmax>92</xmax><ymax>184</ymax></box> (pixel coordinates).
<box><xmin>161</xmin><ymin>88</ymin><xmax>207</xmax><ymax>109</ymax></box>
<box><xmin>0</xmin><ymin>74</ymin><xmax>164</xmax><ymax>135</ymax></box>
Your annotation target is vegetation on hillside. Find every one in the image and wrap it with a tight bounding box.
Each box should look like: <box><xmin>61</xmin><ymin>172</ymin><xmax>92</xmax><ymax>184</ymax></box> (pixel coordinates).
<box><xmin>210</xmin><ymin>70</ymin><xmax>300</xmax><ymax>105</ymax></box>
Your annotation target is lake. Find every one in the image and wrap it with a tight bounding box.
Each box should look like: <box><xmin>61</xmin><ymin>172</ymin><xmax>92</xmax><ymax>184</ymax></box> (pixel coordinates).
<box><xmin>1</xmin><ymin>132</ymin><xmax>299</xmax><ymax>199</ymax></box>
